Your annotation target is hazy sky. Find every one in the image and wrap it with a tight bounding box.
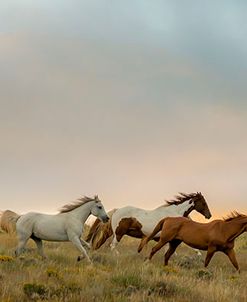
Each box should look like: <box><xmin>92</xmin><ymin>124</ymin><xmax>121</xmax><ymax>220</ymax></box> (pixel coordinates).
<box><xmin>0</xmin><ymin>1</ymin><xmax>247</xmax><ymax>218</ymax></box>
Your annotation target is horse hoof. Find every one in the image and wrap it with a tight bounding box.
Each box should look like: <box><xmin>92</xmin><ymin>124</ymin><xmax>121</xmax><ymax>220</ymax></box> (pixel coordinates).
<box><xmin>77</xmin><ymin>256</ymin><xmax>81</xmax><ymax>262</ymax></box>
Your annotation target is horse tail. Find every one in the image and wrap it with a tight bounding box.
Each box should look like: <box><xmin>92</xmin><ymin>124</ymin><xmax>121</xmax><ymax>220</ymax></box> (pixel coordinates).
<box><xmin>85</xmin><ymin>209</ymin><xmax>117</xmax><ymax>250</ymax></box>
<box><xmin>0</xmin><ymin>210</ymin><xmax>20</xmax><ymax>233</ymax></box>
<box><xmin>138</xmin><ymin>218</ymin><xmax>165</xmax><ymax>253</ymax></box>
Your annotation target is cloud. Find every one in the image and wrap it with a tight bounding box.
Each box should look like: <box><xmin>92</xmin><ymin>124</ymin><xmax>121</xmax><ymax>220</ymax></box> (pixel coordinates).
<box><xmin>0</xmin><ymin>2</ymin><xmax>246</xmax><ymax>215</ymax></box>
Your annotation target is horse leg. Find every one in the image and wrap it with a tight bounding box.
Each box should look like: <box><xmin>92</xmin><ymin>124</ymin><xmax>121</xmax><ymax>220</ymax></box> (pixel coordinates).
<box><xmin>149</xmin><ymin>239</ymin><xmax>167</xmax><ymax>260</ymax></box>
<box><xmin>31</xmin><ymin>235</ymin><xmax>46</xmax><ymax>259</ymax></box>
<box><xmin>204</xmin><ymin>246</ymin><xmax>216</xmax><ymax>268</ymax></box>
<box><xmin>224</xmin><ymin>248</ymin><xmax>240</xmax><ymax>272</ymax></box>
<box><xmin>68</xmin><ymin>235</ymin><xmax>92</xmax><ymax>263</ymax></box>
<box><xmin>15</xmin><ymin>235</ymin><xmax>29</xmax><ymax>256</ymax></box>
<box><xmin>110</xmin><ymin>226</ymin><xmax>126</xmax><ymax>252</ymax></box>
<box><xmin>164</xmin><ymin>240</ymin><xmax>182</xmax><ymax>265</ymax></box>
<box><xmin>80</xmin><ymin>238</ymin><xmax>91</xmax><ymax>250</ymax></box>
<box><xmin>111</xmin><ymin>217</ymin><xmax>140</xmax><ymax>252</ymax></box>
<box><xmin>110</xmin><ymin>235</ymin><xmax>120</xmax><ymax>254</ymax></box>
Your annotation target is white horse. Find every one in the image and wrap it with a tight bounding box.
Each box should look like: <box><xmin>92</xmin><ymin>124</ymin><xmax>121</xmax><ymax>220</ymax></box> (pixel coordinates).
<box><xmin>86</xmin><ymin>192</ymin><xmax>211</xmax><ymax>253</ymax></box>
<box><xmin>10</xmin><ymin>195</ymin><xmax>109</xmax><ymax>262</ymax></box>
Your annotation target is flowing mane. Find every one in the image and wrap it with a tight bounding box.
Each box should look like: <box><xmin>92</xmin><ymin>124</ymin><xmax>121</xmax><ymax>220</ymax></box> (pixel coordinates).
<box><xmin>223</xmin><ymin>211</ymin><xmax>246</xmax><ymax>222</ymax></box>
<box><xmin>59</xmin><ymin>195</ymin><xmax>100</xmax><ymax>213</ymax></box>
<box><xmin>165</xmin><ymin>192</ymin><xmax>201</xmax><ymax>207</ymax></box>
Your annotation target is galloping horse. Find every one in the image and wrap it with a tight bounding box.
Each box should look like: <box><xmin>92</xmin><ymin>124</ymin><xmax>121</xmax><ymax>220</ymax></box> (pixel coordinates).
<box><xmin>8</xmin><ymin>196</ymin><xmax>109</xmax><ymax>262</ymax></box>
<box><xmin>138</xmin><ymin>212</ymin><xmax>247</xmax><ymax>272</ymax></box>
<box><xmin>86</xmin><ymin>192</ymin><xmax>211</xmax><ymax>251</ymax></box>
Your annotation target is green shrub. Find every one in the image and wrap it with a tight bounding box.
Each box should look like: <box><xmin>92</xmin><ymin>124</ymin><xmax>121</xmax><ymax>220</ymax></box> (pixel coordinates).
<box><xmin>23</xmin><ymin>283</ymin><xmax>48</xmax><ymax>300</ymax></box>
<box><xmin>195</xmin><ymin>269</ymin><xmax>213</xmax><ymax>280</ymax></box>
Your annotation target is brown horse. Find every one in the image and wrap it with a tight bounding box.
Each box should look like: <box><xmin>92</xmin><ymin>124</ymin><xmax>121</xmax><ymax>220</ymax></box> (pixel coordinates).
<box><xmin>85</xmin><ymin>209</ymin><xmax>117</xmax><ymax>249</ymax></box>
<box><xmin>138</xmin><ymin>212</ymin><xmax>247</xmax><ymax>272</ymax></box>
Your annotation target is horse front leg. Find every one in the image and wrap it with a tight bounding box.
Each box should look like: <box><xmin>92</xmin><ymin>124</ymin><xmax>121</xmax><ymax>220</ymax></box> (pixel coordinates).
<box><xmin>80</xmin><ymin>238</ymin><xmax>91</xmax><ymax>250</ymax></box>
<box><xmin>224</xmin><ymin>248</ymin><xmax>240</xmax><ymax>273</ymax></box>
<box><xmin>68</xmin><ymin>233</ymin><xmax>92</xmax><ymax>263</ymax></box>
<box><xmin>204</xmin><ymin>246</ymin><xmax>216</xmax><ymax>268</ymax></box>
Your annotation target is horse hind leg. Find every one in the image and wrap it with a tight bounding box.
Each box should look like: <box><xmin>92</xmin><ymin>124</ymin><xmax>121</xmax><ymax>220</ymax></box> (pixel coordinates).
<box><xmin>31</xmin><ymin>235</ymin><xmax>46</xmax><ymax>259</ymax></box>
<box><xmin>149</xmin><ymin>239</ymin><xmax>168</xmax><ymax>261</ymax></box>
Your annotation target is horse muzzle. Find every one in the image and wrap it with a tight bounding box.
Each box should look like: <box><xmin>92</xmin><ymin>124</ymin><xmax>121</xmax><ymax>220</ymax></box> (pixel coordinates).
<box><xmin>102</xmin><ymin>216</ymin><xmax>110</xmax><ymax>223</ymax></box>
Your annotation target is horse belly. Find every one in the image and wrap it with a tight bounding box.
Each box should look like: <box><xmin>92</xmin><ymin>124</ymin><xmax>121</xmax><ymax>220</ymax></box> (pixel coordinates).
<box><xmin>180</xmin><ymin>233</ymin><xmax>208</xmax><ymax>251</ymax></box>
<box><xmin>183</xmin><ymin>241</ymin><xmax>208</xmax><ymax>251</ymax></box>
<box><xmin>112</xmin><ymin>208</ymin><xmax>162</xmax><ymax>239</ymax></box>
<box><xmin>141</xmin><ymin>220</ymin><xmax>162</xmax><ymax>237</ymax></box>
<box><xmin>33</xmin><ymin>219</ymin><xmax>68</xmax><ymax>241</ymax></box>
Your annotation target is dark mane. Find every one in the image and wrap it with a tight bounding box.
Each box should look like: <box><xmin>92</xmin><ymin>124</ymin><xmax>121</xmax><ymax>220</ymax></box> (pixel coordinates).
<box><xmin>59</xmin><ymin>195</ymin><xmax>100</xmax><ymax>213</ymax></box>
<box><xmin>165</xmin><ymin>192</ymin><xmax>202</xmax><ymax>206</ymax></box>
<box><xmin>224</xmin><ymin>211</ymin><xmax>246</xmax><ymax>222</ymax></box>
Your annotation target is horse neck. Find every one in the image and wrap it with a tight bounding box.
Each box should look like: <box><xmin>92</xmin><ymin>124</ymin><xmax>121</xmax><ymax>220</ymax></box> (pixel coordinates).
<box><xmin>224</xmin><ymin>218</ymin><xmax>247</xmax><ymax>241</ymax></box>
<box><xmin>158</xmin><ymin>200</ymin><xmax>194</xmax><ymax>216</ymax></box>
<box><xmin>68</xmin><ymin>202</ymin><xmax>93</xmax><ymax>223</ymax></box>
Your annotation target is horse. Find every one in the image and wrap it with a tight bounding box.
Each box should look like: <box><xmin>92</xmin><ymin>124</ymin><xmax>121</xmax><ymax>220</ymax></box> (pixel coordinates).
<box><xmin>85</xmin><ymin>208</ymin><xmax>117</xmax><ymax>250</ymax></box>
<box><xmin>0</xmin><ymin>210</ymin><xmax>20</xmax><ymax>233</ymax></box>
<box><xmin>85</xmin><ymin>192</ymin><xmax>211</xmax><ymax>251</ymax></box>
<box><xmin>138</xmin><ymin>212</ymin><xmax>247</xmax><ymax>272</ymax></box>
<box><xmin>7</xmin><ymin>195</ymin><xmax>109</xmax><ymax>262</ymax></box>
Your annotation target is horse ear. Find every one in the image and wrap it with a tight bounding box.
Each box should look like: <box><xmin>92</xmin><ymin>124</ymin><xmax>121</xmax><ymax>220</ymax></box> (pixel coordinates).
<box><xmin>94</xmin><ymin>195</ymin><xmax>98</xmax><ymax>200</ymax></box>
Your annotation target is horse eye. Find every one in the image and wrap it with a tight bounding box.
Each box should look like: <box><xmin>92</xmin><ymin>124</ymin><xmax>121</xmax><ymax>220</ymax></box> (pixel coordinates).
<box><xmin>98</xmin><ymin>206</ymin><xmax>102</xmax><ymax>209</ymax></box>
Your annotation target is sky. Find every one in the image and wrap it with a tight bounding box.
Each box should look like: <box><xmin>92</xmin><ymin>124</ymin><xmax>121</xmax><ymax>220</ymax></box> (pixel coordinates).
<box><xmin>0</xmin><ymin>1</ymin><xmax>247</xmax><ymax>219</ymax></box>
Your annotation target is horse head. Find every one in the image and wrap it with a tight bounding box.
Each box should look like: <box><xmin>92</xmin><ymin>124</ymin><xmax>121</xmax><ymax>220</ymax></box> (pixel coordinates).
<box><xmin>90</xmin><ymin>195</ymin><xmax>109</xmax><ymax>223</ymax></box>
<box><xmin>192</xmin><ymin>192</ymin><xmax>211</xmax><ymax>219</ymax></box>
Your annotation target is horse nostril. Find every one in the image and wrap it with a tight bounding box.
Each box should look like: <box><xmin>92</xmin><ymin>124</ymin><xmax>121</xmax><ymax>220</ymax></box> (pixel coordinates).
<box><xmin>104</xmin><ymin>216</ymin><xmax>109</xmax><ymax>222</ymax></box>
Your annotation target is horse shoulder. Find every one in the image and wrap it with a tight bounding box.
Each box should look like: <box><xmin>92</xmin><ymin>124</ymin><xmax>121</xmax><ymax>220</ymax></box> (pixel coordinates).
<box><xmin>63</xmin><ymin>213</ymin><xmax>84</xmax><ymax>231</ymax></box>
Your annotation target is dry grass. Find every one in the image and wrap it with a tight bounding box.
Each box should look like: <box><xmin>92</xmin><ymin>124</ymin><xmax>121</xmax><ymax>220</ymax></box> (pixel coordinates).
<box><xmin>0</xmin><ymin>230</ymin><xmax>246</xmax><ymax>302</ymax></box>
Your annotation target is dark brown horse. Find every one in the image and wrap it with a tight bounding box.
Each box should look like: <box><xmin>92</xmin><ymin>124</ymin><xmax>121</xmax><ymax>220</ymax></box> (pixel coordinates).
<box><xmin>138</xmin><ymin>212</ymin><xmax>247</xmax><ymax>272</ymax></box>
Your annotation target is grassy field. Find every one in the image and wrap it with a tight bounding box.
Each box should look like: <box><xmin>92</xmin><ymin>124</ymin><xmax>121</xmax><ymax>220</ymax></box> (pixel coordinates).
<box><xmin>0</xmin><ymin>230</ymin><xmax>247</xmax><ymax>302</ymax></box>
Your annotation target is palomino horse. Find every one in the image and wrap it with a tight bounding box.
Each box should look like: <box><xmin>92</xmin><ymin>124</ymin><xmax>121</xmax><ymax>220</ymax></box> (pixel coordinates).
<box><xmin>138</xmin><ymin>212</ymin><xmax>247</xmax><ymax>272</ymax></box>
<box><xmin>8</xmin><ymin>196</ymin><xmax>109</xmax><ymax>262</ymax></box>
<box><xmin>0</xmin><ymin>210</ymin><xmax>20</xmax><ymax>233</ymax></box>
<box><xmin>86</xmin><ymin>192</ymin><xmax>211</xmax><ymax>251</ymax></box>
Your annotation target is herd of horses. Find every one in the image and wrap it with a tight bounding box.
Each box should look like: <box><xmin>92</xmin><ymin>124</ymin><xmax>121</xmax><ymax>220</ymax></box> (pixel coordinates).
<box><xmin>0</xmin><ymin>192</ymin><xmax>246</xmax><ymax>272</ymax></box>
